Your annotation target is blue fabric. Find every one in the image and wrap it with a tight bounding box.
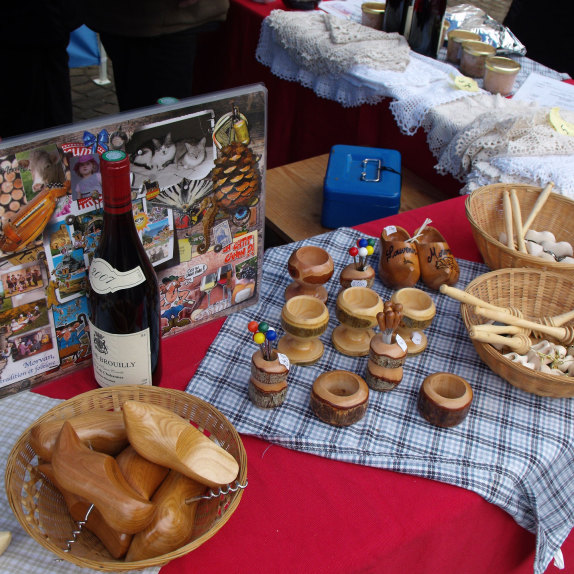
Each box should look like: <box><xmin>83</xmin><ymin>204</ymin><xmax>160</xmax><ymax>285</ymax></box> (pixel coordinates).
<box><xmin>67</xmin><ymin>26</ymin><xmax>100</xmax><ymax>68</ymax></box>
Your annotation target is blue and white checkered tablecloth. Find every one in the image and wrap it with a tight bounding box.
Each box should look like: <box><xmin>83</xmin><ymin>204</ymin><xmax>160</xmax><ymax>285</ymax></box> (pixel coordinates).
<box><xmin>186</xmin><ymin>227</ymin><xmax>574</xmax><ymax>574</ymax></box>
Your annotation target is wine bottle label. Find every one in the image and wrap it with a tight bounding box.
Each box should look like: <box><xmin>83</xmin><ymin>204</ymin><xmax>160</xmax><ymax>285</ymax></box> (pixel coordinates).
<box><xmin>88</xmin><ymin>320</ymin><xmax>152</xmax><ymax>387</ymax></box>
<box><xmin>89</xmin><ymin>258</ymin><xmax>146</xmax><ymax>294</ymax></box>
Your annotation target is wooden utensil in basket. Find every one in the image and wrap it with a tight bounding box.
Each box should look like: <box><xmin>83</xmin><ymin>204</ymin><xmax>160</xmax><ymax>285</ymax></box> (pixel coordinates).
<box><xmin>4</xmin><ymin>385</ymin><xmax>247</xmax><ymax>571</ymax></box>
<box><xmin>465</xmin><ymin>183</ymin><xmax>574</xmax><ymax>280</ymax></box>
<box><xmin>460</xmin><ymin>268</ymin><xmax>574</xmax><ymax>398</ymax></box>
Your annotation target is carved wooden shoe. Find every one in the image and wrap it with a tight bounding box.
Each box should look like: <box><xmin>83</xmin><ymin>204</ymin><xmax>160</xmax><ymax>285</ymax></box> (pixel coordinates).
<box><xmin>38</xmin><ymin>463</ymin><xmax>133</xmax><ymax>559</ymax></box>
<box><xmin>29</xmin><ymin>409</ymin><xmax>128</xmax><ymax>461</ymax></box>
<box><xmin>51</xmin><ymin>421</ymin><xmax>155</xmax><ymax>535</ymax></box>
<box><xmin>378</xmin><ymin>225</ymin><xmax>420</xmax><ymax>289</ymax></box>
<box><xmin>116</xmin><ymin>445</ymin><xmax>169</xmax><ymax>500</ymax></box>
<box><xmin>414</xmin><ymin>225</ymin><xmax>460</xmax><ymax>290</ymax></box>
<box><xmin>122</xmin><ymin>401</ymin><xmax>239</xmax><ymax>488</ymax></box>
<box><xmin>125</xmin><ymin>470</ymin><xmax>206</xmax><ymax>562</ymax></box>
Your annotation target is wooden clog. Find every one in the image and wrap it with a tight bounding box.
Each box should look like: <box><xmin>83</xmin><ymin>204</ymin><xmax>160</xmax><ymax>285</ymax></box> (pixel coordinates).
<box><xmin>29</xmin><ymin>409</ymin><xmax>128</xmax><ymax>461</ymax></box>
<box><xmin>378</xmin><ymin>225</ymin><xmax>420</xmax><ymax>289</ymax></box>
<box><xmin>116</xmin><ymin>445</ymin><xmax>169</xmax><ymax>500</ymax></box>
<box><xmin>38</xmin><ymin>463</ymin><xmax>132</xmax><ymax>559</ymax></box>
<box><xmin>51</xmin><ymin>422</ymin><xmax>155</xmax><ymax>535</ymax></box>
<box><xmin>125</xmin><ymin>470</ymin><xmax>206</xmax><ymax>562</ymax></box>
<box><xmin>122</xmin><ymin>401</ymin><xmax>239</xmax><ymax>488</ymax></box>
<box><xmin>414</xmin><ymin>225</ymin><xmax>459</xmax><ymax>290</ymax></box>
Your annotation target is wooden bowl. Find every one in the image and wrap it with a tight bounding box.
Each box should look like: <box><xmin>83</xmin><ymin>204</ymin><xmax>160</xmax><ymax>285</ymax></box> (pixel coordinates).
<box><xmin>465</xmin><ymin>183</ymin><xmax>574</xmax><ymax>280</ymax></box>
<box><xmin>311</xmin><ymin>370</ymin><xmax>369</xmax><ymax>427</ymax></box>
<box><xmin>418</xmin><ymin>373</ymin><xmax>473</xmax><ymax>428</ymax></box>
<box><xmin>4</xmin><ymin>386</ymin><xmax>247</xmax><ymax>571</ymax></box>
<box><xmin>460</xmin><ymin>268</ymin><xmax>574</xmax><ymax>397</ymax></box>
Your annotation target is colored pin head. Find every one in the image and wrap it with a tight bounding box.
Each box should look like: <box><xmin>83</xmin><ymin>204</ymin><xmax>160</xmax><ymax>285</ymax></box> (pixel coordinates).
<box><xmin>350</xmin><ymin>237</ymin><xmax>375</xmax><ymax>271</ymax></box>
<box><xmin>247</xmin><ymin>320</ymin><xmax>277</xmax><ymax>360</ymax></box>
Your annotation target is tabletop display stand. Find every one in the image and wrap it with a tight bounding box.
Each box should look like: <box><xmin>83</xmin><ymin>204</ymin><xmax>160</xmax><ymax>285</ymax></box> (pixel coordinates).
<box><xmin>0</xmin><ymin>84</ymin><xmax>267</xmax><ymax>397</ymax></box>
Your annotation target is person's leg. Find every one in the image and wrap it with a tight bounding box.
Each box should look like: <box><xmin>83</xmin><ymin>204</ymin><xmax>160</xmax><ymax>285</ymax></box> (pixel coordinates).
<box><xmin>100</xmin><ymin>28</ymin><xmax>201</xmax><ymax>112</ymax></box>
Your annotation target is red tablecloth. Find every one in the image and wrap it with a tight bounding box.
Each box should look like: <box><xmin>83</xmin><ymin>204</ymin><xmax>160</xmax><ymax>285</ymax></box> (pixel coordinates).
<box><xmin>32</xmin><ymin>196</ymin><xmax>572</xmax><ymax>573</ymax></box>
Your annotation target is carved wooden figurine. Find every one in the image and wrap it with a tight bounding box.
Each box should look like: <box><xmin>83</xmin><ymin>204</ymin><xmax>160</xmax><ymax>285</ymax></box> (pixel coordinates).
<box><xmin>365</xmin><ymin>303</ymin><xmax>408</xmax><ymax>391</ymax></box>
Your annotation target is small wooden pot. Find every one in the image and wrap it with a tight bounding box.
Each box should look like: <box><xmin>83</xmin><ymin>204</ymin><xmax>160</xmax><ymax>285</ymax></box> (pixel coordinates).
<box><xmin>278</xmin><ymin>295</ymin><xmax>329</xmax><ymax>365</ymax></box>
<box><xmin>249</xmin><ymin>378</ymin><xmax>288</xmax><ymax>409</ymax></box>
<box><xmin>365</xmin><ymin>360</ymin><xmax>404</xmax><ymax>391</ymax></box>
<box><xmin>369</xmin><ymin>336</ymin><xmax>408</xmax><ymax>368</ymax></box>
<box><xmin>391</xmin><ymin>288</ymin><xmax>436</xmax><ymax>355</ymax></box>
<box><xmin>285</xmin><ymin>245</ymin><xmax>334</xmax><ymax>303</ymax></box>
<box><xmin>251</xmin><ymin>350</ymin><xmax>290</xmax><ymax>385</ymax></box>
<box><xmin>417</xmin><ymin>372</ymin><xmax>473</xmax><ymax>428</ymax></box>
<box><xmin>249</xmin><ymin>349</ymin><xmax>290</xmax><ymax>408</ymax></box>
<box><xmin>332</xmin><ymin>287</ymin><xmax>384</xmax><ymax>356</ymax></box>
<box><xmin>339</xmin><ymin>263</ymin><xmax>375</xmax><ymax>289</ymax></box>
<box><xmin>311</xmin><ymin>370</ymin><xmax>369</xmax><ymax>427</ymax></box>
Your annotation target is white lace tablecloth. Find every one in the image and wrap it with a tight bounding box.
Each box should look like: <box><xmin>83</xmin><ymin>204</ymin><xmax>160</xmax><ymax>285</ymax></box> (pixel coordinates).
<box><xmin>256</xmin><ymin>9</ymin><xmax>574</xmax><ymax>198</ymax></box>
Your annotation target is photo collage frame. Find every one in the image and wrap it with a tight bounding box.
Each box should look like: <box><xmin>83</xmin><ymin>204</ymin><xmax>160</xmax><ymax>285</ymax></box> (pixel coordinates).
<box><xmin>0</xmin><ymin>84</ymin><xmax>267</xmax><ymax>396</ymax></box>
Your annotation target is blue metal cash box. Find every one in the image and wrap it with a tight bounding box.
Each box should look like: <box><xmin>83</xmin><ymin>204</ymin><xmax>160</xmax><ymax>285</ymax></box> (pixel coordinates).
<box><xmin>322</xmin><ymin>145</ymin><xmax>401</xmax><ymax>228</ymax></box>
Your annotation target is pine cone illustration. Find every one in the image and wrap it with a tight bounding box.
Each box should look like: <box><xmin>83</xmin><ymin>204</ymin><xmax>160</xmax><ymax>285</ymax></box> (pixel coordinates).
<box><xmin>211</xmin><ymin>142</ymin><xmax>260</xmax><ymax>212</ymax></box>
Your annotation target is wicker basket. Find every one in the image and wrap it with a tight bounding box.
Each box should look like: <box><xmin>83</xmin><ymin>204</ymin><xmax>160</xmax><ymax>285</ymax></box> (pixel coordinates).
<box><xmin>4</xmin><ymin>386</ymin><xmax>247</xmax><ymax>571</ymax></box>
<box><xmin>461</xmin><ymin>268</ymin><xmax>574</xmax><ymax>398</ymax></box>
<box><xmin>465</xmin><ymin>183</ymin><xmax>574</xmax><ymax>281</ymax></box>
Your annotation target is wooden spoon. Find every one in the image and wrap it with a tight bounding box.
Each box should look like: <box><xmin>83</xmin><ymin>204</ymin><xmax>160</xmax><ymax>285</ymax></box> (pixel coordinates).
<box><xmin>469</xmin><ymin>330</ymin><xmax>532</xmax><ymax>354</ymax></box>
<box><xmin>123</xmin><ymin>401</ymin><xmax>239</xmax><ymax>488</ymax></box>
<box><xmin>474</xmin><ymin>306</ymin><xmax>574</xmax><ymax>345</ymax></box>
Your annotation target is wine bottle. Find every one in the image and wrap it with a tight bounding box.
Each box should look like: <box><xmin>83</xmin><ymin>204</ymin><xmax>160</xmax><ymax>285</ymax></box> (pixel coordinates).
<box><xmin>382</xmin><ymin>0</ymin><xmax>412</xmax><ymax>35</ymax></box>
<box><xmin>407</xmin><ymin>0</ymin><xmax>447</xmax><ymax>58</ymax></box>
<box><xmin>88</xmin><ymin>150</ymin><xmax>162</xmax><ymax>387</ymax></box>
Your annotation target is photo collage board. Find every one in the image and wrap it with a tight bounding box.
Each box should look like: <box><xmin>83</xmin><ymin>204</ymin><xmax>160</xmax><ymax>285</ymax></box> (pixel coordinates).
<box><xmin>0</xmin><ymin>84</ymin><xmax>267</xmax><ymax>397</ymax></box>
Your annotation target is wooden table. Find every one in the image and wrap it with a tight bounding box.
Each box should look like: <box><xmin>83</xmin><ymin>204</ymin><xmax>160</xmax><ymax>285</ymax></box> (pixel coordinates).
<box><xmin>264</xmin><ymin>154</ymin><xmax>454</xmax><ymax>245</ymax></box>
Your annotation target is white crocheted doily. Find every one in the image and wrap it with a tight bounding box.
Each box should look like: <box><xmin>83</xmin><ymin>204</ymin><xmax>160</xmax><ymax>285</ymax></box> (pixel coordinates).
<box><xmin>264</xmin><ymin>10</ymin><xmax>410</xmax><ymax>77</ymax></box>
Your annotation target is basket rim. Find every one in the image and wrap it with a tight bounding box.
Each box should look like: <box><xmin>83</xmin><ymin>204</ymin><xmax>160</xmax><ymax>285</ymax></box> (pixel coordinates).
<box><xmin>465</xmin><ymin>184</ymin><xmax>574</xmax><ymax>271</ymax></box>
<box><xmin>4</xmin><ymin>385</ymin><xmax>248</xmax><ymax>571</ymax></box>
<box><xmin>461</xmin><ymin>268</ymin><xmax>574</xmax><ymax>397</ymax></box>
